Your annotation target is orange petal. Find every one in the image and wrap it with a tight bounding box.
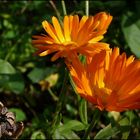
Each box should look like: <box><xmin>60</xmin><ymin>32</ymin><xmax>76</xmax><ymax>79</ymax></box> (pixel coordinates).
<box><xmin>42</xmin><ymin>20</ymin><xmax>60</xmax><ymax>43</ymax></box>
<box><xmin>77</xmin><ymin>17</ymin><xmax>93</xmax><ymax>44</ymax></box>
<box><xmin>69</xmin><ymin>15</ymin><xmax>73</xmax><ymax>34</ymax></box>
<box><xmin>64</xmin><ymin>16</ymin><xmax>71</xmax><ymax>41</ymax></box>
<box><xmin>39</xmin><ymin>49</ymin><xmax>57</xmax><ymax>56</ymax></box>
<box><xmin>52</xmin><ymin>16</ymin><xmax>65</xmax><ymax>42</ymax></box>
<box><xmin>51</xmin><ymin>51</ymin><xmax>63</xmax><ymax>61</ymax></box>
<box><xmin>79</xmin><ymin>16</ymin><xmax>88</xmax><ymax>31</ymax></box>
<box><xmin>71</xmin><ymin>15</ymin><xmax>79</xmax><ymax>41</ymax></box>
<box><xmin>88</xmin><ymin>35</ymin><xmax>104</xmax><ymax>43</ymax></box>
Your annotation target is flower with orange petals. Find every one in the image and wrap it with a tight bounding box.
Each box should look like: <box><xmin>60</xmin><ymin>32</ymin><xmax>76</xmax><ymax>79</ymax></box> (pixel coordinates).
<box><xmin>32</xmin><ymin>12</ymin><xmax>112</xmax><ymax>61</ymax></box>
<box><xmin>67</xmin><ymin>47</ymin><xmax>140</xmax><ymax>112</ymax></box>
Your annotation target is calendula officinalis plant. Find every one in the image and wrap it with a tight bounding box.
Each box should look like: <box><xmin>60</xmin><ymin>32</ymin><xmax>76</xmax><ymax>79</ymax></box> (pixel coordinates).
<box><xmin>32</xmin><ymin>0</ymin><xmax>140</xmax><ymax>139</ymax></box>
<box><xmin>1</xmin><ymin>0</ymin><xmax>140</xmax><ymax>139</ymax></box>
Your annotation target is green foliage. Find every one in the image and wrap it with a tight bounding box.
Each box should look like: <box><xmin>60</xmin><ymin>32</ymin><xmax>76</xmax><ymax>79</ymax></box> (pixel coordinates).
<box><xmin>122</xmin><ymin>11</ymin><xmax>140</xmax><ymax>57</ymax></box>
<box><xmin>0</xmin><ymin>73</ymin><xmax>24</xmax><ymax>94</ymax></box>
<box><xmin>0</xmin><ymin>0</ymin><xmax>140</xmax><ymax>139</ymax></box>
<box><xmin>31</xmin><ymin>130</ymin><xmax>46</xmax><ymax>139</ymax></box>
<box><xmin>0</xmin><ymin>59</ymin><xmax>16</xmax><ymax>74</ymax></box>
<box><xmin>0</xmin><ymin>59</ymin><xmax>24</xmax><ymax>93</ymax></box>
<box><xmin>9</xmin><ymin>108</ymin><xmax>27</xmax><ymax>121</ymax></box>
<box><xmin>94</xmin><ymin>123</ymin><xmax>120</xmax><ymax>139</ymax></box>
<box><xmin>52</xmin><ymin>120</ymin><xmax>86</xmax><ymax>139</ymax></box>
<box><xmin>28</xmin><ymin>67</ymin><xmax>57</xmax><ymax>83</ymax></box>
<box><xmin>94</xmin><ymin>117</ymin><xmax>131</xmax><ymax>139</ymax></box>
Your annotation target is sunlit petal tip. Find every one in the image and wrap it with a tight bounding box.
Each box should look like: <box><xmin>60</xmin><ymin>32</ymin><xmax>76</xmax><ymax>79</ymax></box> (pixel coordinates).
<box><xmin>52</xmin><ymin>16</ymin><xmax>57</xmax><ymax>19</ymax></box>
<box><xmin>42</xmin><ymin>20</ymin><xmax>48</xmax><ymax>27</ymax></box>
<box><xmin>39</xmin><ymin>50</ymin><xmax>49</xmax><ymax>56</ymax></box>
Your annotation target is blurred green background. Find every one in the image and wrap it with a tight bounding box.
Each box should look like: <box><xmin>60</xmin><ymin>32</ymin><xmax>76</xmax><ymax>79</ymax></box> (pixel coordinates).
<box><xmin>0</xmin><ymin>0</ymin><xmax>140</xmax><ymax>139</ymax></box>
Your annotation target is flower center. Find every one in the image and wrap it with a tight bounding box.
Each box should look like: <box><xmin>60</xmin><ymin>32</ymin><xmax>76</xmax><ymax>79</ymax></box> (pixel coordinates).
<box><xmin>63</xmin><ymin>41</ymin><xmax>77</xmax><ymax>46</ymax></box>
<box><xmin>94</xmin><ymin>86</ymin><xmax>112</xmax><ymax>104</ymax></box>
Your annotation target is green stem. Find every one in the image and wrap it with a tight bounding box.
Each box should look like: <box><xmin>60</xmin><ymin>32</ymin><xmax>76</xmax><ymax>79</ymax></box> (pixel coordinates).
<box><xmin>5</xmin><ymin>46</ymin><xmax>15</xmax><ymax>61</ymax></box>
<box><xmin>83</xmin><ymin>109</ymin><xmax>101</xmax><ymax>139</ymax></box>
<box><xmin>50</xmin><ymin>69</ymin><xmax>68</xmax><ymax>133</ymax></box>
<box><xmin>49</xmin><ymin>0</ymin><xmax>63</xmax><ymax>25</ymax></box>
<box><xmin>61</xmin><ymin>0</ymin><xmax>67</xmax><ymax>15</ymax></box>
<box><xmin>77</xmin><ymin>56</ymin><xmax>88</xmax><ymax>124</ymax></box>
<box><xmin>48</xmin><ymin>88</ymin><xmax>59</xmax><ymax>101</ymax></box>
<box><xmin>83</xmin><ymin>100</ymin><xmax>88</xmax><ymax>124</ymax></box>
<box><xmin>85</xmin><ymin>0</ymin><xmax>89</xmax><ymax>16</ymax></box>
<box><xmin>5</xmin><ymin>37</ymin><xmax>22</xmax><ymax>61</ymax></box>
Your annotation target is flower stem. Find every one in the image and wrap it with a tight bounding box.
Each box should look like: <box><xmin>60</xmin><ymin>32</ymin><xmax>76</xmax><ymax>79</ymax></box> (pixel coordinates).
<box><xmin>83</xmin><ymin>109</ymin><xmax>101</xmax><ymax>139</ymax></box>
<box><xmin>61</xmin><ymin>0</ymin><xmax>67</xmax><ymax>15</ymax></box>
<box><xmin>50</xmin><ymin>69</ymin><xmax>68</xmax><ymax>135</ymax></box>
<box><xmin>48</xmin><ymin>88</ymin><xmax>59</xmax><ymax>101</ymax></box>
<box><xmin>85</xmin><ymin>0</ymin><xmax>89</xmax><ymax>16</ymax></box>
<box><xmin>49</xmin><ymin>0</ymin><xmax>62</xmax><ymax>25</ymax></box>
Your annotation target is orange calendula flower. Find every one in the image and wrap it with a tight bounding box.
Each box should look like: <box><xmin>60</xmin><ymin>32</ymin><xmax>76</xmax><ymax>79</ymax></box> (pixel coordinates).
<box><xmin>32</xmin><ymin>12</ymin><xmax>112</xmax><ymax>61</ymax></box>
<box><xmin>67</xmin><ymin>47</ymin><xmax>140</xmax><ymax>112</ymax></box>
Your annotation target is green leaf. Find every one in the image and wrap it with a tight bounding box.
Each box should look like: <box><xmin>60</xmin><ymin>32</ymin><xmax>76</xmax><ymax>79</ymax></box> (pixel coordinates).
<box><xmin>4</xmin><ymin>30</ymin><xmax>16</xmax><ymax>39</ymax></box>
<box><xmin>31</xmin><ymin>130</ymin><xmax>46</xmax><ymax>139</ymax></box>
<box><xmin>94</xmin><ymin>117</ymin><xmax>131</xmax><ymax>139</ymax></box>
<box><xmin>0</xmin><ymin>73</ymin><xmax>25</xmax><ymax>94</ymax></box>
<box><xmin>0</xmin><ymin>60</ymin><xmax>24</xmax><ymax>94</ymax></box>
<box><xmin>124</xmin><ymin>111</ymin><xmax>137</xmax><ymax>123</ymax></box>
<box><xmin>0</xmin><ymin>59</ymin><xmax>16</xmax><ymax>74</ymax></box>
<box><xmin>53</xmin><ymin>129</ymin><xmax>80</xmax><ymax>139</ymax></box>
<box><xmin>53</xmin><ymin>120</ymin><xmax>86</xmax><ymax>139</ymax></box>
<box><xmin>58</xmin><ymin>120</ymin><xmax>87</xmax><ymax>132</ymax></box>
<box><xmin>61</xmin><ymin>130</ymin><xmax>80</xmax><ymax>139</ymax></box>
<box><xmin>9</xmin><ymin>108</ymin><xmax>26</xmax><ymax>121</ymax></box>
<box><xmin>122</xmin><ymin>12</ymin><xmax>140</xmax><ymax>57</ymax></box>
<box><xmin>0</xmin><ymin>13</ymin><xmax>10</xmax><ymax>18</ymax></box>
<box><xmin>94</xmin><ymin>123</ymin><xmax>120</xmax><ymax>139</ymax></box>
<box><xmin>27</xmin><ymin>68</ymin><xmax>46</xmax><ymax>83</ymax></box>
<box><xmin>119</xmin><ymin>117</ymin><xmax>130</xmax><ymax>139</ymax></box>
<box><xmin>27</xmin><ymin>67</ymin><xmax>56</xmax><ymax>83</ymax></box>
<box><xmin>52</xmin><ymin>129</ymin><xmax>65</xmax><ymax>139</ymax></box>
<box><xmin>3</xmin><ymin>19</ymin><xmax>13</xmax><ymax>29</ymax></box>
